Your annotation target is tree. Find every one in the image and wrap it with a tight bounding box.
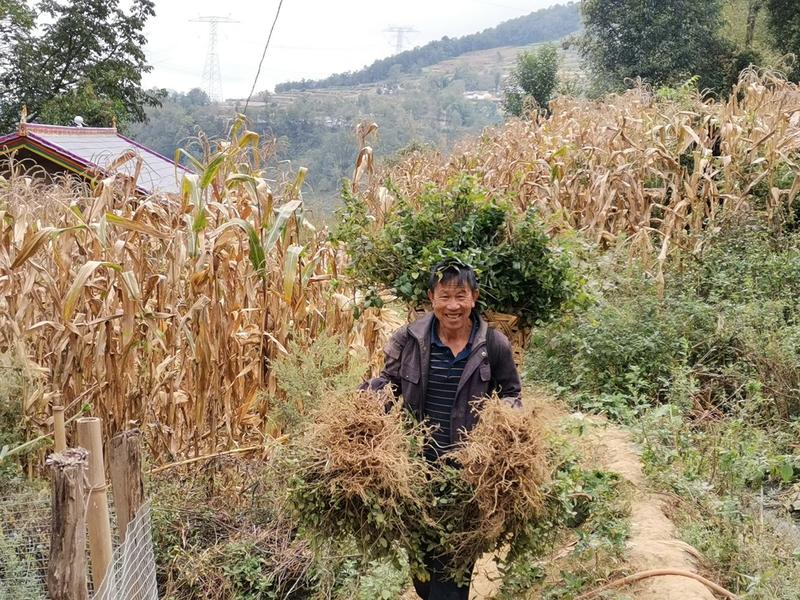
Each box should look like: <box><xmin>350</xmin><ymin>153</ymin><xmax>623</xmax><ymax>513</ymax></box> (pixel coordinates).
<box><xmin>0</xmin><ymin>0</ymin><xmax>162</xmax><ymax>130</ymax></box>
<box><xmin>502</xmin><ymin>44</ymin><xmax>559</xmax><ymax>117</ymax></box>
<box><xmin>765</xmin><ymin>0</ymin><xmax>800</xmax><ymax>80</ymax></box>
<box><xmin>580</xmin><ymin>0</ymin><xmax>735</xmax><ymax>94</ymax></box>
<box><xmin>0</xmin><ymin>1</ymin><xmax>34</xmax><ymax>106</ymax></box>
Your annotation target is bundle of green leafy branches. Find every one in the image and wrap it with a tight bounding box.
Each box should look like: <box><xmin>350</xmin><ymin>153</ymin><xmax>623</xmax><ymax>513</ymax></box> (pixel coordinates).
<box><xmin>285</xmin><ymin>391</ymin><xmax>434</xmax><ymax>577</ymax></box>
<box><xmin>335</xmin><ymin>176</ymin><xmax>576</xmax><ymax>326</ymax></box>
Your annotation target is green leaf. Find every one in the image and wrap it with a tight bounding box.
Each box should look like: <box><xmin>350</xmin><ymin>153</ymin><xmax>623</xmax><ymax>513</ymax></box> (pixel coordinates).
<box><xmin>283</xmin><ymin>244</ymin><xmax>303</xmax><ymax>303</ymax></box>
<box><xmin>175</xmin><ymin>148</ymin><xmax>204</xmax><ymax>173</ymax></box>
<box><xmin>199</xmin><ymin>152</ymin><xmax>228</xmax><ymax>190</ymax></box>
<box><xmin>778</xmin><ymin>460</ymin><xmax>794</xmax><ymax>483</ymax></box>
<box><xmin>215</xmin><ymin>219</ymin><xmax>266</xmax><ymax>276</ymax></box>
<box><xmin>264</xmin><ymin>200</ymin><xmax>303</xmax><ymax>252</ymax></box>
<box><xmin>192</xmin><ymin>208</ymin><xmax>208</xmax><ymax>233</ymax></box>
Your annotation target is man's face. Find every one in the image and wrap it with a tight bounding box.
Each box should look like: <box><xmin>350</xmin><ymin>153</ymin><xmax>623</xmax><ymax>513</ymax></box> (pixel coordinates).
<box><xmin>428</xmin><ymin>281</ymin><xmax>479</xmax><ymax>332</ymax></box>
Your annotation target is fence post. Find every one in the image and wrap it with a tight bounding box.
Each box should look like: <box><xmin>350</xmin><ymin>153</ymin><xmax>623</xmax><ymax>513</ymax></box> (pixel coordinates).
<box><xmin>77</xmin><ymin>417</ymin><xmax>114</xmax><ymax>590</ymax></box>
<box><xmin>46</xmin><ymin>448</ymin><xmax>89</xmax><ymax>600</ymax></box>
<box><xmin>53</xmin><ymin>403</ymin><xmax>66</xmax><ymax>453</ymax></box>
<box><xmin>109</xmin><ymin>429</ymin><xmax>145</xmax><ymax>542</ymax></box>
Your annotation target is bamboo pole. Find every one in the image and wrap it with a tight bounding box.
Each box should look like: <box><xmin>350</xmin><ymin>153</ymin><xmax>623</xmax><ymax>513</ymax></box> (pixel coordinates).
<box><xmin>46</xmin><ymin>448</ymin><xmax>89</xmax><ymax>600</ymax></box>
<box><xmin>77</xmin><ymin>417</ymin><xmax>114</xmax><ymax>591</ymax></box>
<box><xmin>108</xmin><ymin>430</ymin><xmax>145</xmax><ymax>542</ymax></box>
<box><xmin>148</xmin><ymin>444</ymin><xmax>264</xmax><ymax>474</ymax></box>
<box><xmin>53</xmin><ymin>404</ymin><xmax>66</xmax><ymax>453</ymax></box>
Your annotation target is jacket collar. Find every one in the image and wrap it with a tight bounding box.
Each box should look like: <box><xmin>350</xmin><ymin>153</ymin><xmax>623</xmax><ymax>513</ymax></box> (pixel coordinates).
<box><xmin>408</xmin><ymin>310</ymin><xmax>488</xmax><ymax>347</ymax></box>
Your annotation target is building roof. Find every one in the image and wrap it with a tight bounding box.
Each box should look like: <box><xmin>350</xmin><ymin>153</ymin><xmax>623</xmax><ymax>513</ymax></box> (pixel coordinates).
<box><xmin>0</xmin><ymin>122</ymin><xmax>189</xmax><ymax>195</ymax></box>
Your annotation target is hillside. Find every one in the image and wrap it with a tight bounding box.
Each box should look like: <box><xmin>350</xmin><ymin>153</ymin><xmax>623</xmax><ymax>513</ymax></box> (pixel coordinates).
<box><xmin>130</xmin><ymin>41</ymin><xmax>582</xmax><ymax>213</ymax></box>
<box><xmin>129</xmin><ymin>3</ymin><xmax>584</xmax><ymax>211</ymax></box>
<box><xmin>275</xmin><ymin>2</ymin><xmax>581</xmax><ymax>92</ymax></box>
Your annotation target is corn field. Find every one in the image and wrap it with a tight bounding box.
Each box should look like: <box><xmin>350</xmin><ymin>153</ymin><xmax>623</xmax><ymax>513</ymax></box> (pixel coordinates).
<box><xmin>2</xmin><ymin>72</ymin><xmax>799</xmax><ymax>465</ymax></box>
<box><xmin>0</xmin><ymin>121</ymin><xmax>390</xmax><ymax>464</ymax></box>
<box><xmin>370</xmin><ymin>70</ymin><xmax>800</xmax><ymax>282</ymax></box>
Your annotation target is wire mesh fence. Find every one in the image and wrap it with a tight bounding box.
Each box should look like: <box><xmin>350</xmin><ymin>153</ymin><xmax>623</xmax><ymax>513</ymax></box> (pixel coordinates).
<box><xmin>0</xmin><ymin>489</ymin><xmax>158</xmax><ymax>599</ymax></box>
<box><xmin>0</xmin><ymin>490</ymin><xmax>50</xmax><ymax>600</ymax></box>
<box><xmin>94</xmin><ymin>500</ymin><xmax>158</xmax><ymax>600</ymax></box>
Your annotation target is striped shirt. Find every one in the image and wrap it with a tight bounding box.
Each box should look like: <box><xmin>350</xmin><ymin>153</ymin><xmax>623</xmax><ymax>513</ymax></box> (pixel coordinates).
<box><xmin>424</xmin><ymin>318</ymin><xmax>477</xmax><ymax>460</ymax></box>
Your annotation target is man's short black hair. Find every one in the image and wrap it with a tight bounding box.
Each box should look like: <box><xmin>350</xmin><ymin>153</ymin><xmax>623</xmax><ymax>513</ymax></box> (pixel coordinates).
<box><xmin>428</xmin><ymin>260</ymin><xmax>479</xmax><ymax>293</ymax></box>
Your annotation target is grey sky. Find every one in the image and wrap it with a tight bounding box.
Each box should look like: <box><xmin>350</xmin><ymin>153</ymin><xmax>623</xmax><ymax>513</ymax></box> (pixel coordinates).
<box><xmin>142</xmin><ymin>0</ymin><xmax>565</xmax><ymax>99</ymax></box>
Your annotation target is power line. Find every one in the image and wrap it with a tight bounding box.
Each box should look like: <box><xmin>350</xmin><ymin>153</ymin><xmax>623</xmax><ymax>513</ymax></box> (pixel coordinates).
<box><xmin>244</xmin><ymin>0</ymin><xmax>286</xmax><ymax>113</ymax></box>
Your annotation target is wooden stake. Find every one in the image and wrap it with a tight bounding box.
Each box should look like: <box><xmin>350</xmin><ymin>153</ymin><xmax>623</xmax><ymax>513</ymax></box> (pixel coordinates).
<box><xmin>53</xmin><ymin>404</ymin><xmax>66</xmax><ymax>453</ymax></box>
<box><xmin>108</xmin><ymin>430</ymin><xmax>145</xmax><ymax>542</ymax></box>
<box><xmin>77</xmin><ymin>417</ymin><xmax>114</xmax><ymax>591</ymax></box>
<box><xmin>46</xmin><ymin>448</ymin><xmax>89</xmax><ymax>600</ymax></box>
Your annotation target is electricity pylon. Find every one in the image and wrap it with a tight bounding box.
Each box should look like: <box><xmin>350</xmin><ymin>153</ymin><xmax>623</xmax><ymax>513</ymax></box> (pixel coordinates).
<box><xmin>383</xmin><ymin>26</ymin><xmax>417</xmax><ymax>54</ymax></box>
<box><xmin>190</xmin><ymin>16</ymin><xmax>239</xmax><ymax>102</ymax></box>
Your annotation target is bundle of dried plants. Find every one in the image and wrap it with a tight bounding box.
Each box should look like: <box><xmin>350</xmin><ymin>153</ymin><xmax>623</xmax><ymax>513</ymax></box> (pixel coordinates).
<box><xmin>433</xmin><ymin>398</ymin><xmax>551</xmax><ymax>575</ymax></box>
<box><xmin>285</xmin><ymin>391</ymin><xmax>432</xmax><ymax>571</ymax></box>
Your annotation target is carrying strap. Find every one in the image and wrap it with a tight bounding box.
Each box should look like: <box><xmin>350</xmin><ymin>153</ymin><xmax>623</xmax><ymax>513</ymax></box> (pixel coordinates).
<box><xmin>486</xmin><ymin>326</ymin><xmax>499</xmax><ymax>394</ymax></box>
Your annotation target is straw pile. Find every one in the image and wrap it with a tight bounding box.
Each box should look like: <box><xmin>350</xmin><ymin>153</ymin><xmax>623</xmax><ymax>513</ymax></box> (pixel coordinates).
<box><xmin>434</xmin><ymin>398</ymin><xmax>550</xmax><ymax>574</ymax></box>
<box><xmin>286</xmin><ymin>391</ymin><xmax>432</xmax><ymax>565</ymax></box>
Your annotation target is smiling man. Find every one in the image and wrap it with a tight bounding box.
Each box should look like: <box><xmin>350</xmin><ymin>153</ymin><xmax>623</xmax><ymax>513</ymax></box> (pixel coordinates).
<box><xmin>361</xmin><ymin>260</ymin><xmax>521</xmax><ymax>599</ymax></box>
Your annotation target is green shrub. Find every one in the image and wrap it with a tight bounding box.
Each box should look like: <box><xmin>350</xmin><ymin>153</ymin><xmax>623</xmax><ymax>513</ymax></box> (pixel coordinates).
<box><xmin>0</xmin><ymin>529</ymin><xmax>46</xmax><ymax>600</ymax></box>
<box><xmin>0</xmin><ymin>354</ymin><xmax>34</xmax><ymax>491</ymax></box>
<box><xmin>638</xmin><ymin>402</ymin><xmax>800</xmax><ymax>597</ymax></box>
<box><xmin>502</xmin><ymin>44</ymin><xmax>559</xmax><ymax>116</ymax></box>
<box><xmin>676</xmin><ymin>225</ymin><xmax>800</xmax><ymax>309</ymax></box>
<box><xmin>527</xmin><ymin>224</ymin><xmax>800</xmax><ymax>420</ymax></box>
<box><xmin>526</xmin><ymin>287</ymin><xmax>714</xmax><ymax>406</ymax></box>
<box><xmin>335</xmin><ymin>176</ymin><xmax>576</xmax><ymax>325</ymax></box>
<box><xmin>267</xmin><ymin>333</ymin><xmax>365</xmax><ymax>433</ymax></box>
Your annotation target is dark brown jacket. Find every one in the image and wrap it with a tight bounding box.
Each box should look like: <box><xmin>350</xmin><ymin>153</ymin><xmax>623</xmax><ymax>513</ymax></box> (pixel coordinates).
<box><xmin>363</xmin><ymin>312</ymin><xmax>522</xmax><ymax>443</ymax></box>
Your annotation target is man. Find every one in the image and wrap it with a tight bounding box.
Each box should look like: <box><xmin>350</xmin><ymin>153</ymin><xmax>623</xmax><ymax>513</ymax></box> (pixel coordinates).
<box><xmin>362</xmin><ymin>260</ymin><xmax>522</xmax><ymax>600</ymax></box>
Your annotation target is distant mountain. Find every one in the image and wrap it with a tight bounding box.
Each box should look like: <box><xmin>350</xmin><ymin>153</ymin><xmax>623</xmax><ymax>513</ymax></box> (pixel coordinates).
<box><xmin>275</xmin><ymin>2</ymin><xmax>582</xmax><ymax>92</ymax></box>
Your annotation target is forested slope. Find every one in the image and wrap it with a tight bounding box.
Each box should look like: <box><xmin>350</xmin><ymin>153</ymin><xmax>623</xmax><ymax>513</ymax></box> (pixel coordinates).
<box><xmin>275</xmin><ymin>2</ymin><xmax>581</xmax><ymax>91</ymax></box>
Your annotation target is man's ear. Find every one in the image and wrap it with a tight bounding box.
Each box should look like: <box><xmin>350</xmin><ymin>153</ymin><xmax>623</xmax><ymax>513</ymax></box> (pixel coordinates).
<box><xmin>427</xmin><ymin>289</ymin><xmax>434</xmax><ymax>303</ymax></box>
<box><xmin>472</xmin><ymin>289</ymin><xmax>480</xmax><ymax>303</ymax></box>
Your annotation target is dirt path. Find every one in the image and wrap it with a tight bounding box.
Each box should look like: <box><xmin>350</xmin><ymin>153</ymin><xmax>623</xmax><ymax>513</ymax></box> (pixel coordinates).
<box><xmin>584</xmin><ymin>420</ymin><xmax>715</xmax><ymax>600</ymax></box>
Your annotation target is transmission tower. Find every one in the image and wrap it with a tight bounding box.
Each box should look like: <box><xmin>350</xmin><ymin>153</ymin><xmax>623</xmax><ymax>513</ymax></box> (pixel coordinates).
<box><xmin>383</xmin><ymin>26</ymin><xmax>417</xmax><ymax>54</ymax></box>
<box><xmin>190</xmin><ymin>16</ymin><xmax>239</xmax><ymax>102</ymax></box>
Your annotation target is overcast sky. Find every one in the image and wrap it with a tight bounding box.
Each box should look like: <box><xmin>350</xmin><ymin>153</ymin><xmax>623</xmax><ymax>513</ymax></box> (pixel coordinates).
<box><xmin>141</xmin><ymin>0</ymin><xmax>565</xmax><ymax>99</ymax></box>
